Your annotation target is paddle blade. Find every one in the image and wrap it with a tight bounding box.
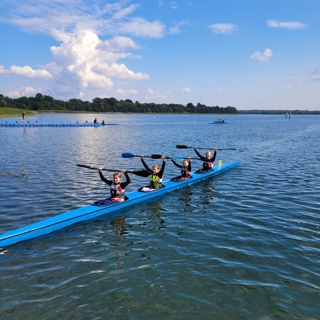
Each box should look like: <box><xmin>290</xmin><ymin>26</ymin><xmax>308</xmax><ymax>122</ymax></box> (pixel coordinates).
<box><xmin>121</xmin><ymin>152</ymin><xmax>136</xmax><ymax>158</ymax></box>
<box><xmin>130</xmin><ymin>170</ymin><xmax>150</xmax><ymax>177</ymax></box>
<box><xmin>176</xmin><ymin>144</ymin><xmax>189</xmax><ymax>149</ymax></box>
<box><xmin>150</xmin><ymin>154</ymin><xmax>163</xmax><ymax>159</ymax></box>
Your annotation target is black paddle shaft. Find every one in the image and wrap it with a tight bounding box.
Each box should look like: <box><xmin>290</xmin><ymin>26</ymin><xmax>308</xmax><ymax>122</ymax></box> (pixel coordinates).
<box><xmin>176</xmin><ymin>144</ymin><xmax>236</xmax><ymax>150</ymax></box>
<box><xmin>76</xmin><ymin>164</ymin><xmax>150</xmax><ymax>177</ymax></box>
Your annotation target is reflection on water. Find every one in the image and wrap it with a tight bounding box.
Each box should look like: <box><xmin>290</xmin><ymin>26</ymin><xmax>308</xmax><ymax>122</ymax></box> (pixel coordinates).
<box><xmin>111</xmin><ymin>216</ymin><xmax>128</xmax><ymax>236</ymax></box>
<box><xmin>0</xmin><ymin>114</ymin><xmax>319</xmax><ymax>319</ymax></box>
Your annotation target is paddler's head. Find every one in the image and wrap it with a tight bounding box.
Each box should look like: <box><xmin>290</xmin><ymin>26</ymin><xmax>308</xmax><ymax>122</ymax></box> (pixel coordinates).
<box><xmin>113</xmin><ymin>172</ymin><xmax>122</xmax><ymax>183</ymax></box>
<box><xmin>152</xmin><ymin>164</ymin><xmax>160</xmax><ymax>175</ymax></box>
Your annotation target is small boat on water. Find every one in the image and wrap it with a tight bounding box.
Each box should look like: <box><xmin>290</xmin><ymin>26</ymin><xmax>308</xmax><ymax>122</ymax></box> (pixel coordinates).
<box><xmin>0</xmin><ymin>161</ymin><xmax>239</xmax><ymax>248</ymax></box>
<box><xmin>0</xmin><ymin>121</ymin><xmax>119</xmax><ymax>127</ymax></box>
<box><xmin>208</xmin><ymin>119</ymin><xmax>227</xmax><ymax>124</ymax></box>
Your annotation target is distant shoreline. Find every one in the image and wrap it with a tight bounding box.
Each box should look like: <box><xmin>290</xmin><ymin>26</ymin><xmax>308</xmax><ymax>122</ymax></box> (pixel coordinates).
<box><xmin>0</xmin><ymin>107</ymin><xmax>319</xmax><ymax>118</ymax></box>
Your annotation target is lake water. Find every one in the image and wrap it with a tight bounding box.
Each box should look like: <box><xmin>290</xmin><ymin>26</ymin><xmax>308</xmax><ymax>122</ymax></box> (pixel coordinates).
<box><xmin>0</xmin><ymin>113</ymin><xmax>319</xmax><ymax>320</ymax></box>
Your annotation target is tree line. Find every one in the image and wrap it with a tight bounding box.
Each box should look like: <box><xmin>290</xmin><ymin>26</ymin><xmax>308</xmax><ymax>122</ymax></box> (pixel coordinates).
<box><xmin>238</xmin><ymin>109</ymin><xmax>320</xmax><ymax>115</ymax></box>
<box><xmin>0</xmin><ymin>93</ymin><xmax>238</xmax><ymax>114</ymax></box>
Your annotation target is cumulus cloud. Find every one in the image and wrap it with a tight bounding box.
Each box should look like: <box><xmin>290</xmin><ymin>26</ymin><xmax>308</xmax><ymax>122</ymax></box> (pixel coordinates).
<box><xmin>182</xmin><ymin>87</ymin><xmax>192</xmax><ymax>93</ymax></box>
<box><xmin>49</xmin><ymin>27</ymin><xmax>149</xmax><ymax>94</ymax></box>
<box><xmin>10</xmin><ymin>65</ymin><xmax>53</xmax><ymax>79</ymax></box>
<box><xmin>251</xmin><ymin>48</ymin><xmax>272</xmax><ymax>62</ymax></box>
<box><xmin>209</xmin><ymin>23</ymin><xmax>237</xmax><ymax>34</ymax></box>
<box><xmin>0</xmin><ymin>65</ymin><xmax>52</xmax><ymax>78</ymax></box>
<box><xmin>103</xmin><ymin>36</ymin><xmax>139</xmax><ymax>51</ymax></box>
<box><xmin>0</xmin><ymin>1</ymin><xmax>161</xmax><ymax>99</ymax></box>
<box><xmin>267</xmin><ymin>20</ymin><xmax>306</xmax><ymax>29</ymax></box>
<box><xmin>7</xmin><ymin>86</ymin><xmax>38</xmax><ymax>98</ymax></box>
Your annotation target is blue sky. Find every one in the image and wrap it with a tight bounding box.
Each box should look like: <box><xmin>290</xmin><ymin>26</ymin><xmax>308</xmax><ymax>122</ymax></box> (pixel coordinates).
<box><xmin>0</xmin><ymin>0</ymin><xmax>319</xmax><ymax>110</ymax></box>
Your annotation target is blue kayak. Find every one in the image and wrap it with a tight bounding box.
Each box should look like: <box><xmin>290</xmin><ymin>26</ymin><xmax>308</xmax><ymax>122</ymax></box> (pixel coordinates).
<box><xmin>0</xmin><ymin>161</ymin><xmax>239</xmax><ymax>248</ymax></box>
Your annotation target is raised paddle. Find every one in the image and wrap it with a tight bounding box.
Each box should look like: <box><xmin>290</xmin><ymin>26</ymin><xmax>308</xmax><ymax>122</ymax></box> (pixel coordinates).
<box><xmin>176</xmin><ymin>144</ymin><xmax>237</xmax><ymax>151</ymax></box>
<box><xmin>76</xmin><ymin>164</ymin><xmax>150</xmax><ymax>177</ymax></box>
<box><xmin>171</xmin><ymin>156</ymin><xmax>202</xmax><ymax>160</ymax></box>
<box><xmin>121</xmin><ymin>152</ymin><xmax>172</xmax><ymax>159</ymax></box>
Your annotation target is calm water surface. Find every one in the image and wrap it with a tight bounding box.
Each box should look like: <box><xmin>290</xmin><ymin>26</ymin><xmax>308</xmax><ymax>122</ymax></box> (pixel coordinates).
<box><xmin>0</xmin><ymin>113</ymin><xmax>319</xmax><ymax>320</ymax></box>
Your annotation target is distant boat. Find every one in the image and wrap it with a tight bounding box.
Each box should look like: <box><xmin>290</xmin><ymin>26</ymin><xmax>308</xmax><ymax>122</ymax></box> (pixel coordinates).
<box><xmin>208</xmin><ymin>119</ymin><xmax>227</xmax><ymax>124</ymax></box>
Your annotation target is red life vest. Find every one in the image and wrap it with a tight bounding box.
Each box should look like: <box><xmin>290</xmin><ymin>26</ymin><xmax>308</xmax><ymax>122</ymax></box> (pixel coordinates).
<box><xmin>110</xmin><ymin>183</ymin><xmax>125</xmax><ymax>201</ymax></box>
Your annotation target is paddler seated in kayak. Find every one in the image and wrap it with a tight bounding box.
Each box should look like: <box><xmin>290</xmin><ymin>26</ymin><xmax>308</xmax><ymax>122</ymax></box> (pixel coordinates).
<box><xmin>193</xmin><ymin>147</ymin><xmax>217</xmax><ymax>173</ymax></box>
<box><xmin>139</xmin><ymin>155</ymin><xmax>166</xmax><ymax>191</ymax></box>
<box><xmin>94</xmin><ymin>169</ymin><xmax>131</xmax><ymax>205</ymax></box>
<box><xmin>170</xmin><ymin>157</ymin><xmax>192</xmax><ymax>181</ymax></box>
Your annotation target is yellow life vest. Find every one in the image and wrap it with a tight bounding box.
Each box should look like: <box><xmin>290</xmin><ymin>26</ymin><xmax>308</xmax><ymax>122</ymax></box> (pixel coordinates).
<box><xmin>149</xmin><ymin>175</ymin><xmax>162</xmax><ymax>189</ymax></box>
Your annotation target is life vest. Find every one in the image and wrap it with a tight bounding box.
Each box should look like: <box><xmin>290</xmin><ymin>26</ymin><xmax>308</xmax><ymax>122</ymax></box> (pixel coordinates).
<box><xmin>149</xmin><ymin>175</ymin><xmax>162</xmax><ymax>189</ymax></box>
<box><xmin>110</xmin><ymin>183</ymin><xmax>125</xmax><ymax>201</ymax></box>
<box><xmin>181</xmin><ymin>165</ymin><xmax>191</xmax><ymax>177</ymax></box>
<box><xmin>202</xmin><ymin>160</ymin><xmax>213</xmax><ymax>170</ymax></box>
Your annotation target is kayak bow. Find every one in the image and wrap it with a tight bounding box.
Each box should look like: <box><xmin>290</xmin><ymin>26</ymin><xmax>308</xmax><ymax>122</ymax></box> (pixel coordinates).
<box><xmin>0</xmin><ymin>161</ymin><xmax>240</xmax><ymax>248</ymax></box>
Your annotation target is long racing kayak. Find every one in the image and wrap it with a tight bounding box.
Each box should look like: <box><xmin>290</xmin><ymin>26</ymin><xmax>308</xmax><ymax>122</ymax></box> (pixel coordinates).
<box><xmin>0</xmin><ymin>161</ymin><xmax>239</xmax><ymax>248</ymax></box>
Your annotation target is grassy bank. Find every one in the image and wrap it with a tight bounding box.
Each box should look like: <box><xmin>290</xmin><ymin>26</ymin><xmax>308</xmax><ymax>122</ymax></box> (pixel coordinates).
<box><xmin>0</xmin><ymin>108</ymin><xmax>87</xmax><ymax>118</ymax></box>
<box><xmin>0</xmin><ymin>108</ymin><xmax>34</xmax><ymax>118</ymax></box>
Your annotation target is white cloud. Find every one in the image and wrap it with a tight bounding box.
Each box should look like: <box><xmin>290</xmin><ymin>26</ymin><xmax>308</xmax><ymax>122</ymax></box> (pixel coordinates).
<box><xmin>251</xmin><ymin>48</ymin><xmax>272</xmax><ymax>62</ymax></box>
<box><xmin>170</xmin><ymin>2</ymin><xmax>179</xmax><ymax>10</ymax></box>
<box><xmin>7</xmin><ymin>86</ymin><xmax>38</xmax><ymax>98</ymax></box>
<box><xmin>98</xmin><ymin>63</ymin><xmax>149</xmax><ymax>80</ymax></box>
<box><xmin>119</xmin><ymin>17</ymin><xmax>165</xmax><ymax>38</ymax></box>
<box><xmin>0</xmin><ymin>1</ymin><xmax>158</xmax><ymax>99</ymax></box>
<box><xmin>209</xmin><ymin>23</ymin><xmax>237</xmax><ymax>34</ymax></box>
<box><xmin>0</xmin><ymin>65</ymin><xmax>8</xmax><ymax>74</ymax></box>
<box><xmin>168</xmin><ymin>20</ymin><xmax>190</xmax><ymax>35</ymax></box>
<box><xmin>145</xmin><ymin>88</ymin><xmax>172</xmax><ymax>102</ymax></box>
<box><xmin>103</xmin><ymin>36</ymin><xmax>139</xmax><ymax>51</ymax></box>
<box><xmin>9</xmin><ymin>65</ymin><xmax>53</xmax><ymax>79</ymax></box>
<box><xmin>116</xmin><ymin>88</ymin><xmax>139</xmax><ymax>95</ymax></box>
<box><xmin>0</xmin><ymin>64</ymin><xmax>52</xmax><ymax>78</ymax></box>
<box><xmin>113</xmin><ymin>4</ymin><xmax>140</xmax><ymax>20</ymax></box>
<box><xmin>267</xmin><ymin>20</ymin><xmax>306</xmax><ymax>29</ymax></box>
<box><xmin>49</xmin><ymin>27</ymin><xmax>149</xmax><ymax>95</ymax></box>
<box><xmin>182</xmin><ymin>87</ymin><xmax>192</xmax><ymax>93</ymax></box>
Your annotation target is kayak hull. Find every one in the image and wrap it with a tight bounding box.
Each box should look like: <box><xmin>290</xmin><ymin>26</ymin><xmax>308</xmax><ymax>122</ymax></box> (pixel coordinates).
<box><xmin>0</xmin><ymin>161</ymin><xmax>240</xmax><ymax>248</ymax></box>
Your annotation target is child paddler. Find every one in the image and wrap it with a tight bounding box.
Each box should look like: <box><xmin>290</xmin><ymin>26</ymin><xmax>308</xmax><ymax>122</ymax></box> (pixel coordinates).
<box><xmin>140</xmin><ymin>155</ymin><xmax>166</xmax><ymax>191</ymax></box>
<box><xmin>94</xmin><ymin>169</ymin><xmax>131</xmax><ymax>205</ymax></box>
<box><xmin>170</xmin><ymin>157</ymin><xmax>192</xmax><ymax>181</ymax></box>
<box><xmin>193</xmin><ymin>147</ymin><xmax>217</xmax><ymax>173</ymax></box>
